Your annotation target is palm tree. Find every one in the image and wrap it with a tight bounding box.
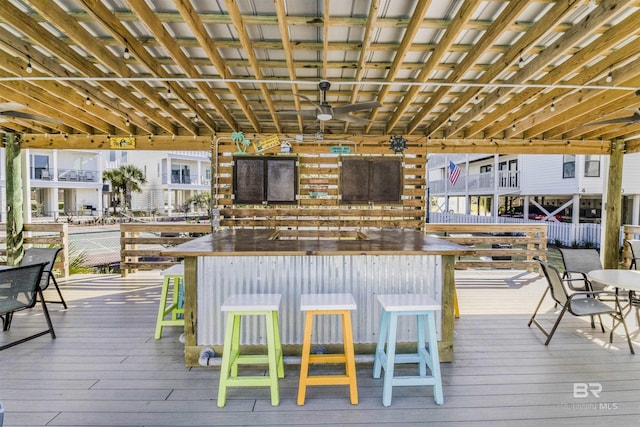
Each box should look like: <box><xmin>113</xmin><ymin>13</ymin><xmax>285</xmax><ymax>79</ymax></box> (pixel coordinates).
<box><xmin>119</xmin><ymin>165</ymin><xmax>147</xmax><ymax>210</ymax></box>
<box><xmin>102</xmin><ymin>169</ymin><xmax>124</xmax><ymax>215</ymax></box>
<box><xmin>102</xmin><ymin>165</ymin><xmax>147</xmax><ymax>214</ymax></box>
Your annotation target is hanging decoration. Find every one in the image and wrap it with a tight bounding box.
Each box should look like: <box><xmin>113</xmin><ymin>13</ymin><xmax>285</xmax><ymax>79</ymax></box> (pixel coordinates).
<box><xmin>231</xmin><ymin>131</ymin><xmax>250</xmax><ymax>154</ymax></box>
<box><xmin>389</xmin><ymin>135</ymin><xmax>407</xmax><ymax>154</ymax></box>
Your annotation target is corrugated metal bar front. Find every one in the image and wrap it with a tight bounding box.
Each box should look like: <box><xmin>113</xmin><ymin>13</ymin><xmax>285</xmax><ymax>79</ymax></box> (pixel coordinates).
<box><xmin>197</xmin><ymin>255</ymin><xmax>442</xmax><ymax>347</ymax></box>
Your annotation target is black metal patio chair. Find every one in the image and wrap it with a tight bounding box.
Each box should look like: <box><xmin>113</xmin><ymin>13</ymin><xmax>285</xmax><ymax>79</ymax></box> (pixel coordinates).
<box><xmin>21</xmin><ymin>247</ymin><xmax>67</xmax><ymax>309</ymax></box>
<box><xmin>529</xmin><ymin>259</ymin><xmax>634</xmax><ymax>354</ymax></box>
<box><xmin>0</xmin><ymin>263</ymin><xmax>55</xmax><ymax>351</ymax></box>
<box><xmin>626</xmin><ymin>239</ymin><xmax>640</xmax><ymax>270</ymax></box>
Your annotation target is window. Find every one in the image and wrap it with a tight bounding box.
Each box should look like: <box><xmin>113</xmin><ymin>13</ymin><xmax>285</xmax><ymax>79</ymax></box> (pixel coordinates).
<box><xmin>32</xmin><ymin>154</ymin><xmax>49</xmax><ymax>179</ymax></box>
<box><xmin>584</xmin><ymin>155</ymin><xmax>600</xmax><ymax>177</ymax></box>
<box><xmin>480</xmin><ymin>165</ymin><xmax>492</xmax><ymax>173</ymax></box>
<box><xmin>563</xmin><ymin>155</ymin><xmax>575</xmax><ymax>178</ymax></box>
<box><xmin>233</xmin><ymin>156</ymin><xmax>297</xmax><ymax>204</ymax></box>
<box><xmin>341</xmin><ymin>157</ymin><xmax>403</xmax><ymax>203</ymax></box>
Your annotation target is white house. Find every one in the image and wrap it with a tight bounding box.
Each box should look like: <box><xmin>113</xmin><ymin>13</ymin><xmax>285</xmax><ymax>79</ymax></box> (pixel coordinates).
<box><xmin>428</xmin><ymin>153</ymin><xmax>640</xmax><ymax>226</ymax></box>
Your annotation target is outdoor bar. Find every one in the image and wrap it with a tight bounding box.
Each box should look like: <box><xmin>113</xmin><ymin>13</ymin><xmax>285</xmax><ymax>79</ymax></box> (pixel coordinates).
<box><xmin>162</xmin><ymin>228</ymin><xmax>470</xmax><ymax>365</ymax></box>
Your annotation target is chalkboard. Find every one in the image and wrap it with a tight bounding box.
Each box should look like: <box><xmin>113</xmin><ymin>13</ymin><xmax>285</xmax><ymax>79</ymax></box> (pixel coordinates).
<box><xmin>341</xmin><ymin>157</ymin><xmax>402</xmax><ymax>204</ymax></box>
<box><xmin>233</xmin><ymin>157</ymin><xmax>265</xmax><ymax>204</ymax></box>
<box><xmin>233</xmin><ymin>156</ymin><xmax>297</xmax><ymax>204</ymax></box>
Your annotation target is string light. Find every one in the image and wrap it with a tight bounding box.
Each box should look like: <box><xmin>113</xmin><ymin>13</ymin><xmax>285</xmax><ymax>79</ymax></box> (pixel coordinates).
<box><xmin>125</xmin><ymin>116</ymin><xmax>130</xmax><ymax>127</ymax></box>
<box><xmin>512</xmin><ymin>123</ymin><xmax>516</xmax><ymax>132</ymax></box>
<box><xmin>447</xmin><ymin>118</ymin><xmax>452</xmax><ymax>126</ymax></box>
<box><xmin>26</xmin><ymin>55</ymin><xmax>32</xmax><ymax>73</ymax></box>
<box><xmin>85</xmin><ymin>96</ymin><xmax>91</xmax><ymax>106</ymax></box>
<box><xmin>605</xmin><ymin>71</ymin><xmax>613</xmax><ymax>83</ymax></box>
<box><xmin>550</xmin><ymin>99</ymin><xmax>556</xmax><ymax>112</ymax></box>
<box><xmin>518</xmin><ymin>57</ymin><xmax>524</xmax><ymax>69</ymax></box>
<box><xmin>123</xmin><ymin>46</ymin><xmax>130</xmax><ymax>60</ymax></box>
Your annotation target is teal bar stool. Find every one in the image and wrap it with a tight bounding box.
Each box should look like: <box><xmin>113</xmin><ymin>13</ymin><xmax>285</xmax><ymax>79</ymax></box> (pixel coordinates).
<box><xmin>154</xmin><ymin>263</ymin><xmax>184</xmax><ymax>339</ymax></box>
<box><xmin>217</xmin><ymin>293</ymin><xmax>284</xmax><ymax>407</ymax></box>
<box><xmin>373</xmin><ymin>294</ymin><xmax>443</xmax><ymax>407</ymax></box>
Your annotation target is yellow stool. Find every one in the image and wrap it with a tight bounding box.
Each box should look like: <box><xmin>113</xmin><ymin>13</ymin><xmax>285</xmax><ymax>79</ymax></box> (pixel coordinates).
<box><xmin>217</xmin><ymin>293</ymin><xmax>284</xmax><ymax>407</ymax></box>
<box><xmin>154</xmin><ymin>264</ymin><xmax>184</xmax><ymax>339</ymax></box>
<box><xmin>297</xmin><ymin>293</ymin><xmax>358</xmax><ymax>405</ymax></box>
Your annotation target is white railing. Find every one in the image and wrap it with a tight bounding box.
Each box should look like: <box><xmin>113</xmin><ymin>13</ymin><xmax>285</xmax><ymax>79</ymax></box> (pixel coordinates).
<box><xmin>429</xmin><ymin>170</ymin><xmax>519</xmax><ymax>194</ymax></box>
<box><xmin>428</xmin><ymin>212</ymin><xmax>602</xmax><ymax>248</ymax></box>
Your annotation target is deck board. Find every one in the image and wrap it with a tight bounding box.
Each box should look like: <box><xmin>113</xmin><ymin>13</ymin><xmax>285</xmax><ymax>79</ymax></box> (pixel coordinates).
<box><xmin>1</xmin><ymin>269</ymin><xmax>640</xmax><ymax>426</ymax></box>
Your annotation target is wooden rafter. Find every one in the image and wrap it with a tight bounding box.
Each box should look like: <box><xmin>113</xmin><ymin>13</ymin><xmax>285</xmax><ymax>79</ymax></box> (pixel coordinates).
<box><xmin>446</xmin><ymin>0</ymin><xmax>635</xmax><ymax>139</ymax></box>
<box><xmin>224</xmin><ymin>0</ymin><xmax>281</xmax><ymax>133</ymax></box>
<box><xmin>0</xmin><ymin>2</ymin><xmax>176</xmax><ymax>134</ymax></box>
<box><xmin>411</xmin><ymin>0</ymin><xmax>531</xmax><ymax>135</ymax></box>
<box><xmin>174</xmin><ymin>0</ymin><xmax>260</xmax><ymax>133</ymax></box>
<box><xmin>385</xmin><ymin>0</ymin><xmax>481</xmax><ymax>134</ymax></box>
<box><xmin>73</xmin><ymin>0</ymin><xmax>201</xmax><ymax>135</ymax></box>
<box><xmin>343</xmin><ymin>0</ymin><xmax>380</xmax><ymax>134</ymax></box>
<box><xmin>364</xmin><ymin>0</ymin><xmax>433</xmax><ymax>133</ymax></box>
<box><xmin>274</xmin><ymin>0</ymin><xmax>304</xmax><ymax>133</ymax></box>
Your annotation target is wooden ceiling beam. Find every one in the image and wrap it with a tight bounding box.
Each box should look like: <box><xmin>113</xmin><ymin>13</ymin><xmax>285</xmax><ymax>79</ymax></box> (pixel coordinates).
<box><xmin>0</xmin><ymin>73</ymin><xmax>112</xmax><ymax>134</ymax></box>
<box><xmin>0</xmin><ymin>83</ymin><xmax>95</xmax><ymax>134</ymax></box>
<box><xmin>224</xmin><ymin>0</ymin><xmax>281</xmax><ymax>133</ymax></box>
<box><xmin>385</xmin><ymin>0</ymin><xmax>481</xmax><ymax>134</ymax></box>
<box><xmin>343</xmin><ymin>0</ymin><xmax>379</xmax><ymax>134</ymax></box>
<box><xmin>70</xmin><ymin>0</ymin><xmax>199</xmax><ymax>135</ymax></box>
<box><xmin>123</xmin><ymin>0</ymin><xmax>236</xmax><ymax>133</ymax></box>
<box><xmin>424</xmin><ymin>0</ymin><xmax>581</xmax><ymax>138</ymax></box>
<box><xmin>174</xmin><ymin>0</ymin><xmax>260</xmax><ymax>133</ymax></box>
<box><xmin>31</xmin><ymin>10</ymin><xmax>608</xmax><ymax>35</ymax></box>
<box><xmin>498</xmin><ymin>22</ymin><xmax>640</xmax><ymax>140</ymax></box>
<box><xmin>408</xmin><ymin>0</ymin><xmax>530</xmax><ymax>135</ymax></box>
<box><xmin>0</xmin><ymin>2</ymin><xmax>167</xmax><ymax>134</ymax></box>
<box><xmin>364</xmin><ymin>0</ymin><xmax>433</xmax><ymax>133</ymax></box>
<box><xmin>0</xmin><ymin>44</ymin><xmax>121</xmax><ymax>134</ymax></box>
<box><xmin>14</xmin><ymin>133</ymin><xmax>611</xmax><ymax>155</ymax></box>
<box><xmin>483</xmin><ymin>8</ymin><xmax>640</xmax><ymax>140</ymax></box>
<box><xmin>448</xmin><ymin>0</ymin><xmax>635</xmax><ymax>139</ymax></box>
<box><xmin>274</xmin><ymin>0</ymin><xmax>304</xmax><ymax>133</ymax></box>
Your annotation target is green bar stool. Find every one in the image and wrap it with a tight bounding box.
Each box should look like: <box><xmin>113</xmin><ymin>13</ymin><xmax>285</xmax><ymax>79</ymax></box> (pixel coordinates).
<box><xmin>217</xmin><ymin>293</ymin><xmax>284</xmax><ymax>407</ymax></box>
<box><xmin>154</xmin><ymin>263</ymin><xmax>184</xmax><ymax>340</ymax></box>
<box><xmin>373</xmin><ymin>294</ymin><xmax>443</xmax><ymax>407</ymax></box>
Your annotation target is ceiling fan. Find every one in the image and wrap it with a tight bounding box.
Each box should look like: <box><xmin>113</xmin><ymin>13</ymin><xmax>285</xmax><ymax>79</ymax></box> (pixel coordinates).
<box><xmin>280</xmin><ymin>80</ymin><xmax>381</xmax><ymax>126</ymax></box>
<box><xmin>585</xmin><ymin>108</ymin><xmax>640</xmax><ymax>126</ymax></box>
<box><xmin>0</xmin><ymin>102</ymin><xmax>63</xmax><ymax>124</ymax></box>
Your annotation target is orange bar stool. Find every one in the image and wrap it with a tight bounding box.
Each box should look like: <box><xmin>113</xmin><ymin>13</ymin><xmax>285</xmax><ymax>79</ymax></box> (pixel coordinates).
<box><xmin>154</xmin><ymin>263</ymin><xmax>184</xmax><ymax>339</ymax></box>
<box><xmin>297</xmin><ymin>293</ymin><xmax>358</xmax><ymax>405</ymax></box>
<box><xmin>373</xmin><ymin>294</ymin><xmax>443</xmax><ymax>407</ymax></box>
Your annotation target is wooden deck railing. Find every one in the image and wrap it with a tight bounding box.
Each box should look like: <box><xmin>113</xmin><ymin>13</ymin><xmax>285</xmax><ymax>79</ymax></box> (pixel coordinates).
<box><xmin>424</xmin><ymin>223</ymin><xmax>547</xmax><ymax>271</ymax></box>
<box><xmin>120</xmin><ymin>223</ymin><xmax>212</xmax><ymax>276</ymax></box>
<box><xmin>0</xmin><ymin>223</ymin><xmax>69</xmax><ymax>277</ymax></box>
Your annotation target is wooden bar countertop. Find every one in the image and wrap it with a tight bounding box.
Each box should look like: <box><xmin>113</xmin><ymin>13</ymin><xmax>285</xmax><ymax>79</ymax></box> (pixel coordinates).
<box><xmin>161</xmin><ymin>229</ymin><xmax>472</xmax><ymax>257</ymax></box>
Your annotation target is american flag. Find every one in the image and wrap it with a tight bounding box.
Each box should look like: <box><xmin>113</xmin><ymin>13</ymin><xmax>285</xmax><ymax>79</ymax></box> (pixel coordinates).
<box><xmin>449</xmin><ymin>161</ymin><xmax>461</xmax><ymax>186</ymax></box>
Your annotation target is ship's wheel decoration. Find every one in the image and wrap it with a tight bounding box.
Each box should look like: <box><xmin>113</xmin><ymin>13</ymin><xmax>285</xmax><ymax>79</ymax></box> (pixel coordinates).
<box><xmin>231</xmin><ymin>131</ymin><xmax>250</xmax><ymax>154</ymax></box>
<box><xmin>389</xmin><ymin>135</ymin><xmax>407</xmax><ymax>154</ymax></box>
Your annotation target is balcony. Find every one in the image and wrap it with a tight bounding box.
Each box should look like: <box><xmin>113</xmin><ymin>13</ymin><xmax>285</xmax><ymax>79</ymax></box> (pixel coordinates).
<box><xmin>32</xmin><ymin>168</ymin><xmax>99</xmax><ymax>182</ymax></box>
<box><xmin>162</xmin><ymin>173</ymin><xmax>211</xmax><ymax>186</ymax></box>
<box><xmin>428</xmin><ymin>171</ymin><xmax>519</xmax><ymax>195</ymax></box>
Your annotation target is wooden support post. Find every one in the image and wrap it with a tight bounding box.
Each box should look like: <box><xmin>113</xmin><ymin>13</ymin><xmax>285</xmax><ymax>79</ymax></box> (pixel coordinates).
<box><xmin>4</xmin><ymin>132</ymin><xmax>24</xmax><ymax>266</ymax></box>
<box><xmin>603</xmin><ymin>139</ymin><xmax>625</xmax><ymax>269</ymax></box>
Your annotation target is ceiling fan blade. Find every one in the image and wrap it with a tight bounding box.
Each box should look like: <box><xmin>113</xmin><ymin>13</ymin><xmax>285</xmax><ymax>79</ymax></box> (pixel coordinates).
<box><xmin>278</xmin><ymin>110</ymin><xmax>318</xmax><ymax>119</ymax></box>
<box><xmin>333</xmin><ymin>101</ymin><xmax>381</xmax><ymax>114</ymax></box>
<box><xmin>332</xmin><ymin>113</ymin><xmax>372</xmax><ymax>126</ymax></box>
<box><xmin>0</xmin><ymin>111</ymin><xmax>63</xmax><ymax>124</ymax></box>
<box><xmin>0</xmin><ymin>102</ymin><xmax>26</xmax><ymax>112</ymax></box>
<box><xmin>585</xmin><ymin>116</ymin><xmax>637</xmax><ymax>126</ymax></box>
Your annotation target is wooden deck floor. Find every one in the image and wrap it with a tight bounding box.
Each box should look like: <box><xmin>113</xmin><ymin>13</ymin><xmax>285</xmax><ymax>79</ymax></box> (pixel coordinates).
<box><xmin>2</xmin><ymin>269</ymin><xmax>640</xmax><ymax>426</ymax></box>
